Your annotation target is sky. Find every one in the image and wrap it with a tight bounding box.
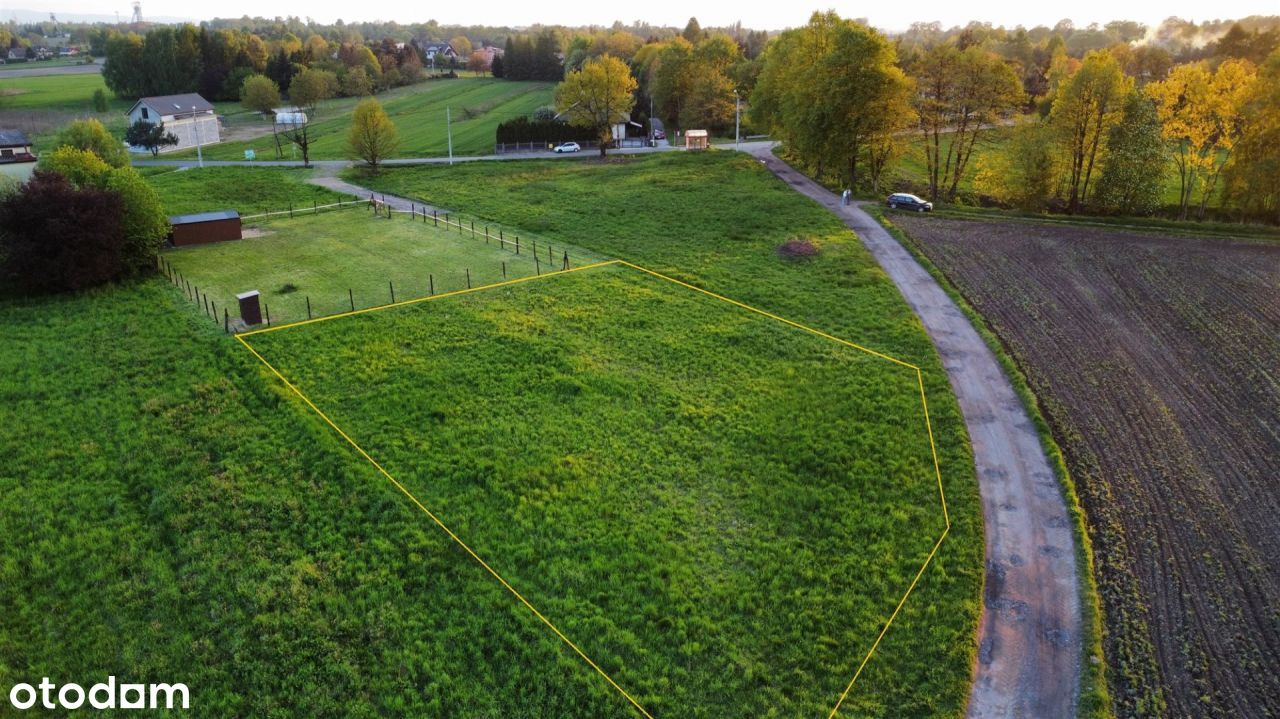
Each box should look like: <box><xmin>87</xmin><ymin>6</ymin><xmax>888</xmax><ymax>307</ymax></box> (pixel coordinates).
<box><xmin>7</xmin><ymin>0</ymin><xmax>1278</xmax><ymax>31</ymax></box>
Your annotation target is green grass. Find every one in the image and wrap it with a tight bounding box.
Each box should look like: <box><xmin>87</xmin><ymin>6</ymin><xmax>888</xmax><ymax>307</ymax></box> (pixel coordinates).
<box><xmin>143</xmin><ymin>166</ymin><xmax>346</xmax><ymax>216</ymax></box>
<box><xmin>0</xmin><ymin>72</ymin><xmax>124</xmax><ymax>112</ymax></box>
<box><xmin>245</xmin><ymin>262</ymin><xmax>950</xmax><ymax>716</ymax></box>
<box><xmin>163</xmin><ymin>207</ymin><xmax>603</xmax><ymax>325</ymax></box>
<box><xmin>3</xmin><ymin>151</ymin><xmax>982</xmax><ymax>716</ymax></box>
<box><xmin>170</xmin><ymin>78</ymin><xmax>554</xmax><ymax>161</ymax></box>
<box><xmin>350</xmin><ymin>150</ymin><xmax>983</xmax><ymax>713</ymax></box>
<box><xmin>2</xmin><ymin>280</ymin><xmax>634</xmax><ymax>716</ymax></box>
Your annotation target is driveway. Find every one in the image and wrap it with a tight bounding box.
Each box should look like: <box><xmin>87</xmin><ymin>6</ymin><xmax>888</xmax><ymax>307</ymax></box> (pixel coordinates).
<box><xmin>745</xmin><ymin>146</ymin><xmax>1082</xmax><ymax>718</ymax></box>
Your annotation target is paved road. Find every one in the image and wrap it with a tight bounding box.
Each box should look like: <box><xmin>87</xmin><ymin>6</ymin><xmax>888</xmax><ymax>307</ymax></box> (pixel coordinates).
<box><xmin>132</xmin><ymin>141</ymin><xmax>702</xmax><ymax>169</ymax></box>
<box><xmin>745</xmin><ymin>146</ymin><xmax>1082</xmax><ymax>718</ymax></box>
<box><xmin>0</xmin><ymin>60</ymin><xmax>103</xmax><ymax>78</ymax></box>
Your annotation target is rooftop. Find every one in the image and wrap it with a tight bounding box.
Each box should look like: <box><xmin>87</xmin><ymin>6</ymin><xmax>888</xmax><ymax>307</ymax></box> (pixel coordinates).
<box><xmin>132</xmin><ymin>93</ymin><xmax>215</xmax><ymax>115</ymax></box>
<box><xmin>169</xmin><ymin>210</ymin><xmax>240</xmax><ymax>225</ymax></box>
<box><xmin>0</xmin><ymin>129</ymin><xmax>31</xmax><ymax>147</ymax></box>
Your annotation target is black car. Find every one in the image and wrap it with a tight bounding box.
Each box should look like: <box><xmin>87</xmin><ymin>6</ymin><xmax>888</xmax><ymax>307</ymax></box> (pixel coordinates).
<box><xmin>886</xmin><ymin>193</ymin><xmax>933</xmax><ymax>212</ymax></box>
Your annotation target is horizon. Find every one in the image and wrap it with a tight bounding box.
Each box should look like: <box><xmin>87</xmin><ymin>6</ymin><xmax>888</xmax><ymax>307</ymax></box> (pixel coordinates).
<box><xmin>7</xmin><ymin>1</ymin><xmax>1279</xmax><ymax>33</ymax></box>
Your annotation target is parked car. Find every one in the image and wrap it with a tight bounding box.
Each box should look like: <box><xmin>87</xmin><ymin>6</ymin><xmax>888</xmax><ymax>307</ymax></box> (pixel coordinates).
<box><xmin>653</xmin><ymin>130</ymin><xmax>666</xmax><ymax>140</ymax></box>
<box><xmin>553</xmin><ymin>142</ymin><xmax>581</xmax><ymax>153</ymax></box>
<box><xmin>886</xmin><ymin>193</ymin><xmax>933</xmax><ymax>212</ymax></box>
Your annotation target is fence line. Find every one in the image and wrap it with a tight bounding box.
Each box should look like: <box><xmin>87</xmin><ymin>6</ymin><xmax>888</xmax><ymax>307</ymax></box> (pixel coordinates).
<box><xmin>241</xmin><ymin>199</ymin><xmax>366</xmax><ymax>221</ymax></box>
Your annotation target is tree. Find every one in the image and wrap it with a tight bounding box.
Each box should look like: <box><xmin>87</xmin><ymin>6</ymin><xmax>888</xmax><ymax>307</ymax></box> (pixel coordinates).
<box><xmin>752</xmin><ymin>12</ymin><xmax>913</xmax><ymax>190</ymax></box>
<box><xmin>490</xmin><ymin>53</ymin><xmax>505</xmax><ymax>78</ymax></box>
<box><xmin>1150</xmin><ymin>58</ymin><xmax>1257</xmax><ymax>220</ymax></box>
<box><xmin>92</xmin><ymin>89</ymin><xmax>108</xmax><ymax>113</ymax></box>
<box><xmin>240</xmin><ymin>74</ymin><xmax>282</xmax><ymax>115</ymax></box>
<box><xmin>282</xmin><ymin>68</ymin><xmax>339</xmax><ymax>168</ymax></box>
<box><xmin>103</xmin><ymin>32</ymin><xmax>145</xmax><ymax>97</ymax></box>
<box><xmin>347</xmin><ymin>98</ymin><xmax>399</xmax><ymax>172</ymax></box>
<box><xmin>124</xmin><ymin>119</ymin><xmax>179</xmax><ymax>158</ymax></box>
<box><xmin>467</xmin><ymin>51</ymin><xmax>490</xmax><ymax>75</ymax></box>
<box><xmin>53</xmin><ymin>119</ymin><xmax>129</xmax><ymax>168</ymax></box>
<box><xmin>0</xmin><ymin>172</ymin><xmax>126</xmax><ymax>294</ymax></box>
<box><xmin>554</xmin><ymin>55</ymin><xmax>638</xmax><ymax>158</ymax></box>
<box><xmin>682</xmin><ymin>17</ymin><xmax>704</xmax><ymax>44</ymax></box>
<box><xmin>1092</xmin><ymin>90</ymin><xmax>1166</xmax><ymax>215</ymax></box>
<box><xmin>1049</xmin><ymin>50</ymin><xmax>1131</xmax><ymax>212</ymax></box>
<box><xmin>103</xmin><ymin>166</ymin><xmax>169</xmax><ymax>271</ymax></box>
<box><xmin>681</xmin><ymin>72</ymin><xmax>735</xmax><ymax>132</ymax></box>
<box><xmin>974</xmin><ymin>123</ymin><xmax>1058</xmax><ymax>210</ymax></box>
<box><xmin>1222</xmin><ymin>49</ymin><xmax>1280</xmax><ymax>223</ymax></box>
<box><xmin>912</xmin><ymin>44</ymin><xmax>1024</xmax><ymax>202</ymax></box>
<box><xmin>341</xmin><ymin>67</ymin><xmax>374</xmax><ymax>96</ymax></box>
<box><xmin>451</xmin><ymin>35</ymin><xmax>473</xmax><ymax>59</ymax></box>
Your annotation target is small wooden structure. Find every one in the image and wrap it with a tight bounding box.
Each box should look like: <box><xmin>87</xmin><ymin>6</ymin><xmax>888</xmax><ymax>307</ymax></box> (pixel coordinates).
<box><xmin>685</xmin><ymin>129</ymin><xmax>709</xmax><ymax>151</ymax></box>
<box><xmin>169</xmin><ymin>210</ymin><xmax>242</xmax><ymax>247</ymax></box>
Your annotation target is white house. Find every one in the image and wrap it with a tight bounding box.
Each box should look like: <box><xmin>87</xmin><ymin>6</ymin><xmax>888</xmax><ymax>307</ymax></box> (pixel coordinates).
<box><xmin>418</xmin><ymin>42</ymin><xmax>458</xmax><ymax>64</ymax></box>
<box><xmin>125</xmin><ymin>93</ymin><xmax>220</xmax><ymax>153</ymax></box>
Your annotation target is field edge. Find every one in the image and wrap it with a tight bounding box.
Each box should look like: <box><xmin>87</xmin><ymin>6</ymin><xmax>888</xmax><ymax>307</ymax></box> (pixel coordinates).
<box><xmin>866</xmin><ymin>205</ymin><xmax>1114</xmax><ymax>719</ymax></box>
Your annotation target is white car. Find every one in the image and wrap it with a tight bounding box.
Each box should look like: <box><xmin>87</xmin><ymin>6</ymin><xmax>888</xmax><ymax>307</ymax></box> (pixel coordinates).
<box><xmin>552</xmin><ymin>142</ymin><xmax>581</xmax><ymax>153</ymax></box>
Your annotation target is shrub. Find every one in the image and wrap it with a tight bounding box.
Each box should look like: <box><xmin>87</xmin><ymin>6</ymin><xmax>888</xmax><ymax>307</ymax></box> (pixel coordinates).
<box><xmin>40</xmin><ymin>146</ymin><xmax>110</xmax><ymax>187</ymax></box>
<box><xmin>53</xmin><ymin>119</ymin><xmax>129</xmax><ymax>168</ymax></box>
<box><xmin>104</xmin><ymin>167</ymin><xmax>169</xmax><ymax>271</ymax></box>
<box><xmin>91</xmin><ymin>88</ymin><xmax>108</xmax><ymax>113</ymax></box>
<box><xmin>0</xmin><ymin>172</ymin><xmax>126</xmax><ymax>294</ymax></box>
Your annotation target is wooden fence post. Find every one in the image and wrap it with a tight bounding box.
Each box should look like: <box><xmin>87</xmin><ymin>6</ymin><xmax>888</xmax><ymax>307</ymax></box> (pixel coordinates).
<box><xmin>466</xmin><ymin>269</ymin><xmax>471</xmax><ymax>289</ymax></box>
<box><xmin>502</xmin><ymin>261</ymin><xmax>506</xmax><ymax>279</ymax></box>
<box><xmin>429</xmin><ymin>274</ymin><xmax>434</xmax><ymax>295</ymax></box>
<box><xmin>389</xmin><ymin>280</ymin><xmax>395</xmax><ymax>303</ymax></box>
<box><xmin>306</xmin><ymin>296</ymin><xmax>312</xmax><ymax>319</ymax></box>
<box><xmin>224</xmin><ymin>308</ymin><xmax>229</xmax><ymax>334</ymax></box>
<box><xmin>349</xmin><ymin>289</ymin><xmax>355</xmax><ymax>312</ymax></box>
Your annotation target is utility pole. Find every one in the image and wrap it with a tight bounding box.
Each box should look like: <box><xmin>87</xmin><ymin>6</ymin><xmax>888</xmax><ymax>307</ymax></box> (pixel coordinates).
<box><xmin>446</xmin><ymin>106</ymin><xmax>453</xmax><ymax>165</ymax></box>
<box><xmin>734</xmin><ymin>90</ymin><xmax>740</xmax><ymax>149</ymax></box>
<box><xmin>192</xmin><ymin>106</ymin><xmax>204</xmax><ymax>168</ymax></box>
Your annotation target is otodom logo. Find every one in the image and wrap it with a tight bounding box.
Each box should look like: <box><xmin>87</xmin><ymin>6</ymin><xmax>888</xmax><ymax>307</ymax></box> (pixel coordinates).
<box><xmin>7</xmin><ymin>677</ymin><xmax>189</xmax><ymax>711</ymax></box>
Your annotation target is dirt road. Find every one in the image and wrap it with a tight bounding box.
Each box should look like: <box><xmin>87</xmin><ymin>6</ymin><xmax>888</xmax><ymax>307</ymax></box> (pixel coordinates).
<box><xmin>746</xmin><ymin>147</ymin><xmax>1081</xmax><ymax>717</ymax></box>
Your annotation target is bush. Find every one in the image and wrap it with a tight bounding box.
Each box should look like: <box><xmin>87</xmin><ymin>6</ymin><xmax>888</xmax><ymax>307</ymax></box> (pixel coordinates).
<box><xmin>92</xmin><ymin>88</ymin><xmax>108</xmax><ymax>113</ymax></box>
<box><xmin>40</xmin><ymin>146</ymin><xmax>111</xmax><ymax>187</ymax></box>
<box><xmin>495</xmin><ymin>116</ymin><xmax>581</xmax><ymax>145</ymax></box>
<box><xmin>104</xmin><ymin>167</ymin><xmax>169</xmax><ymax>271</ymax></box>
<box><xmin>53</xmin><ymin>119</ymin><xmax>129</xmax><ymax>168</ymax></box>
<box><xmin>0</xmin><ymin>172</ymin><xmax>127</xmax><ymax>294</ymax></box>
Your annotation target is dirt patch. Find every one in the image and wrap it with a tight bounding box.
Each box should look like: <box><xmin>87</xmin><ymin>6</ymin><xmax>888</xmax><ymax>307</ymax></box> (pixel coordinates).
<box><xmin>895</xmin><ymin>214</ymin><xmax>1280</xmax><ymax>718</ymax></box>
<box><xmin>241</xmin><ymin>227</ymin><xmax>274</xmax><ymax>239</ymax></box>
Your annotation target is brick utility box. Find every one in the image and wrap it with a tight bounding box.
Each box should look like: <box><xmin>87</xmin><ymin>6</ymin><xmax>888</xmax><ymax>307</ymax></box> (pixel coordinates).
<box><xmin>237</xmin><ymin>290</ymin><xmax>262</xmax><ymax>326</ymax></box>
<box><xmin>169</xmin><ymin>210</ymin><xmax>242</xmax><ymax>247</ymax></box>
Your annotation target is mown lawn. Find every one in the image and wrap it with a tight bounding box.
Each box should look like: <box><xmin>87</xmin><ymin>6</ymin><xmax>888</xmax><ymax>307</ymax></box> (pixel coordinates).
<box><xmin>143</xmin><ymin>166</ymin><xmax>346</xmax><ymax>216</ymax></box>
<box><xmin>163</xmin><ymin>208</ymin><xmax>603</xmax><ymax>324</ymax></box>
<box><xmin>169</xmin><ymin>77</ymin><xmax>553</xmax><ymax>161</ymax></box>
<box><xmin>245</xmin><ymin>263</ymin><xmax>948</xmax><ymax>716</ymax></box>
<box><xmin>352</xmin><ymin>151</ymin><xmax>983</xmax><ymax>715</ymax></box>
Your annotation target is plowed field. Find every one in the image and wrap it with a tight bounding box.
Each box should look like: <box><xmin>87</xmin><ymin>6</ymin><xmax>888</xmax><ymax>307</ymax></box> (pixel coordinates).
<box><xmin>893</xmin><ymin>215</ymin><xmax>1280</xmax><ymax>718</ymax></box>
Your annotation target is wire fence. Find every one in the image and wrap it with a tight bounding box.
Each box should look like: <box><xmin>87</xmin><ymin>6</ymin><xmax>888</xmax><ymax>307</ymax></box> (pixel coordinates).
<box><xmin>162</xmin><ymin>195</ymin><xmax>611</xmax><ymax>332</ymax></box>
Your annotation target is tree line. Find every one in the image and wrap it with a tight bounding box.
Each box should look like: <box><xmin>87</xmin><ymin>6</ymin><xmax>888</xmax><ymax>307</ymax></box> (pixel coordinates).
<box><xmin>747</xmin><ymin>12</ymin><xmax>1280</xmax><ymax>223</ymax></box>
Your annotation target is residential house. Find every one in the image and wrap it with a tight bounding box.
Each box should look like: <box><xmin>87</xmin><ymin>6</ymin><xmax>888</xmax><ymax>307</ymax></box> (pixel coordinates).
<box><xmin>0</xmin><ymin>130</ymin><xmax>38</xmax><ymax>181</ymax></box>
<box><xmin>125</xmin><ymin>93</ymin><xmax>220</xmax><ymax>153</ymax></box>
<box><xmin>418</xmin><ymin>42</ymin><xmax>458</xmax><ymax>65</ymax></box>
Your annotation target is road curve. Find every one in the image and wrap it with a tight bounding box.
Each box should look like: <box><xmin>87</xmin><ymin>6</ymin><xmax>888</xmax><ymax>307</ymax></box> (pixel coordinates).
<box><xmin>745</xmin><ymin>146</ymin><xmax>1082</xmax><ymax>718</ymax></box>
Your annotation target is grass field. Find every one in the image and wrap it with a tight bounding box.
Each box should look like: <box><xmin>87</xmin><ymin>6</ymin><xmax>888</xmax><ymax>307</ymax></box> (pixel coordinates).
<box><xmin>163</xmin><ymin>207</ymin><xmax>604</xmax><ymax>324</ymax></box>
<box><xmin>243</xmin><ymin>262</ymin><xmax>949</xmax><ymax>716</ymax></box>
<box><xmin>0</xmin><ymin>72</ymin><xmax>124</xmax><ymax>112</ymax></box>
<box><xmin>170</xmin><ymin>78</ymin><xmax>554</xmax><ymax>161</ymax></box>
<box><xmin>142</xmin><ymin>166</ymin><xmax>346</xmax><ymax>216</ymax></box>
<box><xmin>3</xmin><ymin>151</ymin><xmax>982</xmax><ymax>716</ymax></box>
<box><xmin>891</xmin><ymin>214</ymin><xmax>1280</xmax><ymax>718</ymax></box>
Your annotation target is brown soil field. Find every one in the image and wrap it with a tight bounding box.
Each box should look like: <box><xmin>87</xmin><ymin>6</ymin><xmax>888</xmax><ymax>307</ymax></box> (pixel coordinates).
<box><xmin>891</xmin><ymin>215</ymin><xmax>1280</xmax><ymax>718</ymax></box>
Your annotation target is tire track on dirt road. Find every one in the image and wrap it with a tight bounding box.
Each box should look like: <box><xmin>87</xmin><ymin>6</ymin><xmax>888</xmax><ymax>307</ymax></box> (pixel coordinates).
<box><xmin>745</xmin><ymin>146</ymin><xmax>1082</xmax><ymax>718</ymax></box>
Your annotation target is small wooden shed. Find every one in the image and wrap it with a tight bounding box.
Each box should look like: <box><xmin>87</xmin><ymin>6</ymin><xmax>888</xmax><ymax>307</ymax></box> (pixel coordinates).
<box><xmin>169</xmin><ymin>210</ymin><xmax>242</xmax><ymax>247</ymax></box>
<box><xmin>685</xmin><ymin>129</ymin><xmax>709</xmax><ymax>151</ymax></box>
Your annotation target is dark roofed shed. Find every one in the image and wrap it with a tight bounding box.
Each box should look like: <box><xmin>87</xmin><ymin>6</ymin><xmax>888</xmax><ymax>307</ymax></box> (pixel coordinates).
<box><xmin>169</xmin><ymin>210</ymin><xmax>242</xmax><ymax>247</ymax></box>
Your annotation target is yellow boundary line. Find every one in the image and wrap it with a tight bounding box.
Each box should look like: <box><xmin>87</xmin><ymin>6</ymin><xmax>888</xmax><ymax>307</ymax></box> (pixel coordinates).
<box><xmin>235</xmin><ymin>260</ymin><xmax>951</xmax><ymax>718</ymax></box>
